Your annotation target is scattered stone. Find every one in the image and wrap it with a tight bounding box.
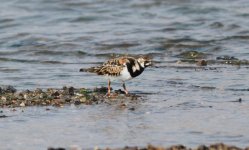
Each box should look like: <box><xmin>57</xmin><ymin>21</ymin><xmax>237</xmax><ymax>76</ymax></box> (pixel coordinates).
<box><xmin>217</xmin><ymin>56</ymin><xmax>238</xmax><ymax>61</ymax></box>
<box><xmin>0</xmin><ymin>86</ymin><xmax>142</xmax><ymax>108</ymax></box>
<box><xmin>48</xmin><ymin>143</ymin><xmax>246</xmax><ymax>150</ymax></box>
<box><xmin>210</xmin><ymin>22</ymin><xmax>224</xmax><ymax>28</ymax></box>
<box><xmin>20</xmin><ymin>102</ymin><xmax>25</xmax><ymax>107</ymax></box>
<box><xmin>115</xmin><ymin>89</ymin><xmax>126</xmax><ymax>94</ymax></box>
<box><xmin>197</xmin><ymin>145</ymin><xmax>209</xmax><ymax>150</ymax></box>
<box><xmin>51</xmin><ymin>91</ymin><xmax>60</xmax><ymax>97</ymax></box>
<box><xmin>177</xmin><ymin>51</ymin><xmax>207</xmax><ymax>59</ymax></box>
<box><xmin>80</xmin><ymin>97</ymin><xmax>87</xmax><ymax>103</ymax></box>
<box><xmin>94</xmin><ymin>86</ymin><xmax>109</xmax><ymax>93</ymax></box>
<box><xmin>128</xmin><ymin>107</ymin><xmax>135</xmax><ymax>111</ymax></box>
<box><xmin>196</xmin><ymin>60</ymin><xmax>207</xmax><ymax>66</ymax></box>
<box><xmin>62</xmin><ymin>86</ymin><xmax>74</xmax><ymax>96</ymax></box>
<box><xmin>47</xmin><ymin>147</ymin><xmax>65</xmax><ymax>150</ymax></box>
<box><xmin>74</xmin><ymin>100</ymin><xmax>81</xmax><ymax>105</ymax></box>
<box><xmin>216</xmin><ymin>56</ymin><xmax>249</xmax><ymax>65</ymax></box>
<box><xmin>0</xmin><ymin>115</ymin><xmax>8</xmax><ymax>118</ymax></box>
<box><xmin>209</xmin><ymin>143</ymin><xmax>242</xmax><ymax>150</ymax></box>
<box><xmin>68</xmin><ymin>87</ymin><xmax>74</xmax><ymax>96</ymax></box>
<box><xmin>119</xmin><ymin>102</ymin><xmax>127</xmax><ymax>108</ymax></box>
<box><xmin>0</xmin><ymin>85</ymin><xmax>17</xmax><ymax>94</ymax></box>
<box><xmin>230</xmin><ymin>98</ymin><xmax>242</xmax><ymax>103</ymax></box>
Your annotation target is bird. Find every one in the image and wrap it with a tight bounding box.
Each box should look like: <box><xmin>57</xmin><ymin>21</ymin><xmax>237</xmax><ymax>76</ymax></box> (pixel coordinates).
<box><xmin>80</xmin><ymin>56</ymin><xmax>152</xmax><ymax>96</ymax></box>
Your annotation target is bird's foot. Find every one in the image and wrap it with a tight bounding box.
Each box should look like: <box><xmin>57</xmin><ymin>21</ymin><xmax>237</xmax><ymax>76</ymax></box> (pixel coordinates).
<box><xmin>105</xmin><ymin>92</ymin><xmax>118</xmax><ymax>98</ymax></box>
<box><xmin>105</xmin><ymin>92</ymin><xmax>111</xmax><ymax>97</ymax></box>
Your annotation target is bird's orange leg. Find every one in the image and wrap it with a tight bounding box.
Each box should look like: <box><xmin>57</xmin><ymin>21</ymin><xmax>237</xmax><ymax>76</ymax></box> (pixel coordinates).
<box><xmin>122</xmin><ymin>82</ymin><xmax>128</xmax><ymax>95</ymax></box>
<box><xmin>107</xmin><ymin>79</ymin><xmax>111</xmax><ymax>96</ymax></box>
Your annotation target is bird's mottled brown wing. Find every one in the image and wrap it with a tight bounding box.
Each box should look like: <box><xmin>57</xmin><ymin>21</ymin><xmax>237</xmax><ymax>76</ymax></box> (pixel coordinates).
<box><xmin>80</xmin><ymin>56</ymin><xmax>131</xmax><ymax>75</ymax></box>
<box><xmin>97</xmin><ymin>65</ymin><xmax>124</xmax><ymax>76</ymax></box>
<box><xmin>103</xmin><ymin>57</ymin><xmax>129</xmax><ymax>66</ymax></box>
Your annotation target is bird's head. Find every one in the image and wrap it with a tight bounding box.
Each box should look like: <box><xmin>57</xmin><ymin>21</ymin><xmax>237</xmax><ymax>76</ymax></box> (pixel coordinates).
<box><xmin>137</xmin><ymin>56</ymin><xmax>152</xmax><ymax>68</ymax></box>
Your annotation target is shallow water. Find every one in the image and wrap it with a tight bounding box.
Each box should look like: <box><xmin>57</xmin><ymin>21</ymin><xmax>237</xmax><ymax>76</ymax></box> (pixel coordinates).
<box><xmin>1</xmin><ymin>0</ymin><xmax>249</xmax><ymax>149</ymax></box>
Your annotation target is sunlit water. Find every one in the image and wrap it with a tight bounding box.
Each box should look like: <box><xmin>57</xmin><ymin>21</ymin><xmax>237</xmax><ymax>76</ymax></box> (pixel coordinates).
<box><xmin>1</xmin><ymin>0</ymin><xmax>249</xmax><ymax>149</ymax></box>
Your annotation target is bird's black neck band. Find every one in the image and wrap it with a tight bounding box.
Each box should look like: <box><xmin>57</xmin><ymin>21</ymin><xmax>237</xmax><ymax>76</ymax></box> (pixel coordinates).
<box><xmin>126</xmin><ymin>61</ymin><xmax>144</xmax><ymax>78</ymax></box>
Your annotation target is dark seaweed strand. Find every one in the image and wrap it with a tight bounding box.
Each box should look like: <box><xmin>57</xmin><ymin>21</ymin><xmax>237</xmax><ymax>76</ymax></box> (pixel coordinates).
<box><xmin>126</xmin><ymin>58</ymin><xmax>144</xmax><ymax>78</ymax></box>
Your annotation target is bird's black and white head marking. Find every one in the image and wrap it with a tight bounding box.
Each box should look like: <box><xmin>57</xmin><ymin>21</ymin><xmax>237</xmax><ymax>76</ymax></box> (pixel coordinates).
<box><xmin>125</xmin><ymin>56</ymin><xmax>152</xmax><ymax>78</ymax></box>
<box><xmin>137</xmin><ymin>57</ymin><xmax>152</xmax><ymax>68</ymax></box>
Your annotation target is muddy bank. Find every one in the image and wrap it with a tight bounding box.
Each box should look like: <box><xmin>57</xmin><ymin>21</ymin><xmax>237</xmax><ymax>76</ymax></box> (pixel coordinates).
<box><xmin>48</xmin><ymin>143</ymin><xmax>249</xmax><ymax>150</ymax></box>
<box><xmin>0</xmin><ymin>85</ymin><xmax>140</xmax><ymax>108</ymax></box>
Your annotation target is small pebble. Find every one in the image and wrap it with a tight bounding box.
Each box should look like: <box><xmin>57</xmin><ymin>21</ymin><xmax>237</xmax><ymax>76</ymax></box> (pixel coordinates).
<box><xmin>196</xmin><ymin>59</ymin><xmax>207</xmax><ymax>66</ymax></box>
<box><xmin>74</xmin><ymin>100</ymin><xmax>81</xmax><ymax>105</ymax></box>
<box><xmin>20</xmin><ymin>102</ymin><xmax>25</xmax><ymax>107</ymax></box>
<box><xmin>80</xmin><ymin>97</ymin><xmax>87</xmax><ymax>103</ymax></box>
<box><xmin>23</xmin><ymin>94</ymin><xmax>28</xmax><ymax>100</ymax></box>
<box><xmin>1</xmin><ymin>96</ymin><xmax>7</xmax><ymax>102</ymax></box>
<box><xmin>0</xmin><ymin>115</ymin><xmax>8</xmax><ymax>118</ymax></box>
<box><xmin>128</xmin><ymin>107</ymin><xmax>135</xmax><ymax>111</ymax></box>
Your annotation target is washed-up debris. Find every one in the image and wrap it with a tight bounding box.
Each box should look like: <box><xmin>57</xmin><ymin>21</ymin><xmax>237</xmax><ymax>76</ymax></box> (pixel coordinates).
<box><xmin>216</xmin><ymin>55</ymin><xmax>249</xmax><ymax>65</ymax></box>
<box><xmin>176</xmin><ymin>51</ymin><xmax>208</xmax><ymax>59</ymax></box>
<box><xmin>0</xmin><ymin>86</ymin><xmax>141</xmax><ymax>108</ymax></box>
<box><xmin>216</xmin><ymin>56</ymin><xmax>239</xmax><ymax>60</ymax></box>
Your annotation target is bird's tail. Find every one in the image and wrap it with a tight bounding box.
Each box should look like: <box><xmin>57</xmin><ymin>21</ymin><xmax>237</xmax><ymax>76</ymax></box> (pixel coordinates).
<box><xmin>79</xmin><ymin>66</ymin><xmax>101</xmax><ymax>73</ymax></box>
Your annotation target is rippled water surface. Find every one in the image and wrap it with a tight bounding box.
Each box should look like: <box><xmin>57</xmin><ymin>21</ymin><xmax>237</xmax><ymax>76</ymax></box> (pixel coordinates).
<box><xmin>1</xmin><ymin>0</ymin><xmax>249</xmax><ymax>149</ymax></box>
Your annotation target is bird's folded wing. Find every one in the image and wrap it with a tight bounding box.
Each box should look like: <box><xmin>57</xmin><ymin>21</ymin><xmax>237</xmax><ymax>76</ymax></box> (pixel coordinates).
<box><xmin>98</xmin><ymin>65</ymin><xmax>124</xmax><ymax>76</ymax></box>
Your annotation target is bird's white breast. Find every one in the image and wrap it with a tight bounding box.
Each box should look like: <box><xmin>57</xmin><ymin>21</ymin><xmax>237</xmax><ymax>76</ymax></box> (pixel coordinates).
<box><xmin>104</xmin><ymin>66</ymin><xmax>132</xmax><ymax>82</ymax></box>
<box><xmin>120</xmin><ymin>66</ymin><xmax>132</xmax><ymax>81</ymax></box>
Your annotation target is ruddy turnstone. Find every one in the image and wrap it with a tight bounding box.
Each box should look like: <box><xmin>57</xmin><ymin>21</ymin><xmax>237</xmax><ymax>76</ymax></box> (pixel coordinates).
<box><xmin>80</xmin><ymin>56</ymin><xmax>152</xmax><ymax>96</ymax></box>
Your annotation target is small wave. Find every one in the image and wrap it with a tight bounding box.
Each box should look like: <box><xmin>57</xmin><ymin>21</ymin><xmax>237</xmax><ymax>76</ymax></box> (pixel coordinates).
<box><xmin>223</xmin><ymin>35</ymin><xmax>249</xmax><ymax>40</ymax></box>
<box><xmin>0</xmin><ymin>57</ymin><xmax>69</xmax><ymax>64</ymax></box>
<box><xmin>0</xmin><ymin>57</ymin><xmax>39</xmax><ymax>63</ymax></box>
<box><xmin>70</xmin><ymin>16</ymin><xmax>103</xmax><ymax>22</ymax></box>
<box><xmin>0</xmin><ymin>68</ymin><xmax>20</xmax><ymax>73</ymax></box>
<box><xmin>0</xmin><ymin>18</ymin><xmax>14</xmax><ymax>23</ymax></box>
<box><xmin>191</xmin><ymin>85</ymin><xmax>216</xmax><ymax>90</ymax></box>
<box><xmin>209</xmin><ymin>22</ymin><xmax>224</xmax><ymax>28</ymax></box>
<box><xmin>41</xmin><ymin>61</ymin><xmax>67</xmax><ymax>64</ymax></box>
<box><xmin>0</xmin><ymin>23</ymin><xmax>20</xmax><ymax>30</ymax></box>
<box><xmin>226</xmin><ymin>88</ymin><xmax>249</xmax><ymax>92</ymax></box>
<box><xmin>32</xmin><ymin>50</ymin><xmax>87</xmax><ymax>57</ymax></box>
<box><xmin>95</xmin><ymin>42</ymin><xmax>140</xmax><ymax>50</ymax></box>
<box><xmin>8</xmin><ymin>37</ymin><xmax>51</xmax><ymax>48</ymax></box>
<box><xmin>0</xmin><ymin>50</ymin><xmax>31</xmax><ymax>56</ymax></box>
<box><xmin>157</xmin><ymin>37</ymin><xmax>215</xmax><ymax>51</ymax></box>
